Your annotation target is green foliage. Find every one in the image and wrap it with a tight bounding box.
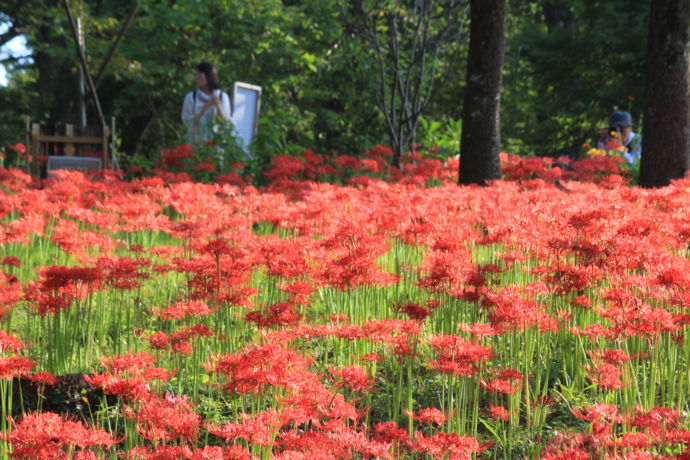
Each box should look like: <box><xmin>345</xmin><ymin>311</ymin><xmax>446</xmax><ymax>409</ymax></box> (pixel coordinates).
<box><xmin>343</xmin><ymin>0</ymin><xmax>470</xmax><ymax>161</ymax></box>
<box><xmin>417</xmin><ymin>116</ymin><xmax>462</xmax><ymax>159</ymax></box>
<box><xmin>0</xmin><ymin>0</ymin><xmax>653</xmax><ymax>165</ymax></box>
<box><xmin>1</xmin><ymin>0</ymin><xmax>388</xmax><ymax>163</ymax></box>
<box><xmin>502</xmin><ymin>0</ymin><xmax>648</xmax><ymax>157</ymax></box>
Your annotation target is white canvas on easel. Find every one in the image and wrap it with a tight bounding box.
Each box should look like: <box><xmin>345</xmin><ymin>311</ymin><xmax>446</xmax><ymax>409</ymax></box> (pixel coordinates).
<box><xmin>230</xmin><ymin>82</ymin><xmax>262</xmax><ymax>156</ymax></box>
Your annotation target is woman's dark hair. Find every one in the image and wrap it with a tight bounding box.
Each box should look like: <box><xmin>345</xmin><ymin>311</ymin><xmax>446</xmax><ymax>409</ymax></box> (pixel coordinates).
<box><xmin>196</xmin><ymin>61</ymin><xmax>220</xmax><ymax>90</ymax></box>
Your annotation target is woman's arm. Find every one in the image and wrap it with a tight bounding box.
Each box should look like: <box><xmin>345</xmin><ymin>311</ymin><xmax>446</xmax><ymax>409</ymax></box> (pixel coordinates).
<box><xmin>215</xmin><ymin>91</ymin><xmax>232</xmax><ymax>121</ymax></box>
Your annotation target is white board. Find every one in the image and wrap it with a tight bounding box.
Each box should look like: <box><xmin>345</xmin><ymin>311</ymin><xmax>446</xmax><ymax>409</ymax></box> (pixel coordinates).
<box><xmin>230</xmin><ymin>82</ymin><xmax>262</xmax><ymax>155</ymax></box>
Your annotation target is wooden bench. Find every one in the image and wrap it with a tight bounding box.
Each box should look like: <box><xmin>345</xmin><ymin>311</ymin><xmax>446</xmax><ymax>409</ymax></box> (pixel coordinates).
<box><xmin>28</xmin><ymin>123</ymin><xmax>111</xmax><ymax>178</ymax></box>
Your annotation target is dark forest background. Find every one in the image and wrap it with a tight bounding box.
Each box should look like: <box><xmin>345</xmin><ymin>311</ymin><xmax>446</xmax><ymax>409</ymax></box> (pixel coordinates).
<box><xmin>0</xmin><ymin>0</ymin><xmax>648</xmax><ymax>164</ymax></box>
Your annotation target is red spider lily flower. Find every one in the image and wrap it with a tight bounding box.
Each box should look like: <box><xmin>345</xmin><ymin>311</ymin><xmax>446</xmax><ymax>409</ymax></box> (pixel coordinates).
<box><xmin>326</xmin><ymin>428</ymin><xmax>395</xmax><ymax>459</ymax></box>
<box><xmin>189</xmin><ymin>323</ymin><xmax>214</xmax><ymax>337</ymax></box>
<box><xmin>1</xmin><ymin>256</ymin><xmax>20</xmax><ymax>267</ymax></box>
<box><xmin>330</xmin><ymin>313</ymin><xmax>350</xmax><ymax>324</ymax></box>
<box><xmin>84</xmin><ymin>374</ymin><xmax>152</xmax><ymax>401</ymax></box>
<box><xmin>365</xmin><ymin>145</ymin><xmax>394</xmax><ymax>157</ymax></box>
<box><xmin>457</xmin><ymin>322</ymin><xmax>505</xmax><ymax>339</ymax></box>
<box><xmin>588</xmin><ymin>348</ymin><xmax>631</xmax><ymax>366</ymax></box>
<box><xmin>257</xmin><ymin>235</ymin><xmax>314</xmax><ymax>280</ymax></box>
<box><xmin>264</xmin><ymin>155</ymin><xmax>306</xmax><ymax>181</ymax></box>
<box><xmin>412</xmin><ymin>431</ymin><xmax>484</xmax><ymax>458</ymax></box>
<box><xmin>333</xmin><ymin>154</ymin><xmax>360</xmax><ymax>170</ymax></box>
<box><xmin>485</xmin><ymin>404</ymin><xmax>510</xmax><ymax>421</ymax></box>
<box><xmin>9</xmin><ymin>143</ymin><xmax>26</xmax><ymax>154</ymax></box>
<box><xmin>198</xmin><ymin>237</ymin><xmax>236</xmax><ymax>258</ymax></box>
<box><xmin>87</xmin><ymin>352</ymin><xmax>176</xmax><ymax>400</ymax></box>
<box><xmin>584</xmin><ymin>362</ymin><xmax>626</xmax><ymax>390</ymax></box>
<box><xmin>148</xmin><ymin>331</ymin><xmax>170</xmax><ymax>349</ymax></box>
<box><xmin>405</xmin><ymin>407</ymin><xmax>449</xmax><ymax>425</ymax></box>
<box><xmin>245</xmin><ymin>302</ymin><xmax>303</xmax><ymax>328</ymax></box>
<box><xmin>539</xmin><ymin>439</ymin><xmax>590</xmax><ymax>460</ymax></box>
<box><xmin>481</xmin><ymin>369</ymin><xmax>524</xmax><ymax>394</ymax></box>
<box><xmin>124</xmin><ymin>394</ymin><xmax>201</xmax><ymax>442</ymax></box>
<box><xmin>23</xmin><ymin>289</ymin><xmax>70</xmax><ymax>316</ymax></box>
<box><xmin>362</xmin><ymin>319</ymin><xmax>420</xmax><ymax>342</ymax></box>
<box><xmin>161</xmin><ymin>144</ymin><xmax>194</xmax><ymax>168</ymax></box>
<box><xmin>26</xmin><ymin>371</ymin><xmax>57</xmax><ymax>387</ymax></box>
<box><xmin>96</xmin><ymin>256</ymin><xmax>150</xmax><ymax>290</ymax></box>
<box><xmin>278</xmin><ymin>280</ymin><xmax>314</xmax><ymax>298</ymax></box>
<box><xmin>426</xmin><ymin>299</ymin><xmax>440</xmax><ymax>309</ymax></box>
<box><xmin>628</xmin><ymin>405</ymin><xmax>681</xmax><ymax>441</ymax></box>
<box><xmin>604</xmin><ymin>138</ymin><xmax>624</xmax><ymax>151</ymax></box>
<box><xmin>36</xmin><ymin>265</ymin><xmax>104</xmax><ymax>290</ymax></box>
<box><xmin>532</xmin><ymin>395</ymin><xmax>554</xmax><ymax>407</ymax></box>
<box><xmin>217</xmin><ymin>286</ymin><xmax>259</xmax><ymax>308</ymax></box>
<box><xmin>329</xmin><ymin>365</ymin><xmax>374</xmax><ymax>392</ymax></box>
<box><xmin>5</xmin><ymin>412</ymin><xmax>120</xmax><ymax>458</ymax></box>
<box><xmin>149</xmin><ymin>324</ymin><xmax>215</xmax><ymax>355</ymax></box>
<box><xmin>361</xmin><ymin>353</ymin><xmax>384</xmax><ymax>363</ymax></box>
<box><xmin>0</xmin><ymin>330</ymin><xmax>25</xmax><ymax>354</ymax></box>
<box><xmin>572</xmin><ymin>403</ymin><xmax>623</xmax><ymax>424</ymax></box>
<box><xmin>156</xmin><ymin>300</ymin><xmax>213</xmax><ymax>320</ymax></box>
<box><xmin>0</xmin><ymin>356</ymin><xmax>34</xmax><ymax>380</ymax></box>
<box><xmin>614</xmin><ymin>431</ymin><xmax>650</xmax><ymax>449</ymax></box>
<box><xmin>101</xmin><ymin>352</ymin><xmax>155</xmax><ymax>374</ymax></box>
<box><xmin>207</xmin><ymin>343</ymin><xmax>314</xmax><ymax>395</ymax></box>
<box><xmin>208</xmin><ymin>409</ymin><xmax>281</xmax><ymax>447</ymax></box>
<box><xmin>570</xmin><ymin>323</ymin><xmax>611</xmax><ymax>342</ymax></box>
<box><xmin>395</xmin><ymin>302</ymin><xmax>432</xmax><ymax>321</ymax></box>
<box><xmin>567</xmin><ymin>209</ymin><xmax>606</xmax><ymax>230</ymax></box>
<box><xmin>278</xmin><ymin>378</ymin><xmax>358</xmax><ymax>425</ymax></box>
<box><xmin>172</xmin><ymin>340</ymin><xmax>193</xmax><ymax>355</ymax></box>
<box><xmin>481</xmin><ymin>378</ymin><xmax>522</xmax><ymax>394</ymax></box>
<box><xmin>571</xmin><ymin>403</ymin><xmax>622</xmax><ymax>440</ymax></box>
<box><xmin>373</xmin><ymin>421</ymin><xmax>410</xmax><ymax>444</ymax></box>
<box><xmin>427</xmin><ymin>334</ymin><xmax>493</xmax><ymax>377</ymax></box>
<box><xmin>142</xmin><ymin>367</ymin><xmax>178</xmax><ymax>381</ymax></box>
<box><xmin>572</xmin><ymin>295</ymin><xmax>592</xmax><ymax>309</ymax></box>
<box><xmin>126</xmin><ymin>445</ymin><xmax>252</xmax><ymax>460</ymax></box>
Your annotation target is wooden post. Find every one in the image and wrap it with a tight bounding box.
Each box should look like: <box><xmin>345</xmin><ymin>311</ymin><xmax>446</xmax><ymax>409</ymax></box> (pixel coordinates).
<box><xmin>65</xmin><ymin>124</ymin><xmax>75</xmax><ymax>156</ymax></box>
<box><xmin>103</xmin><ymin>127</ymin><xmax>110</xmax><ymax>169</ymax></box>
<box><xmin>30</xmin><ymin>123</ymin><xmax>40</xmax><ymax>179</ymax></box>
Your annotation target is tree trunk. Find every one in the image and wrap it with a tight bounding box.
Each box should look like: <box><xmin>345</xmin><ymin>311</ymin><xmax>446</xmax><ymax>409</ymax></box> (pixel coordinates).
<box><xmin>639</xmin><ymin>0</ymin><xmax>690</xmax><ymax>187</ymax></box>
<box><xmin>459</xmin><ymin>0</ymin><xmax>507</xmax><ymax>185</ymax></box>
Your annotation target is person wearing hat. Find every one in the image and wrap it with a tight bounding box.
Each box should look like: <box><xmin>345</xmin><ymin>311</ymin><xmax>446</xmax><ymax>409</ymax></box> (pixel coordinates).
<box><xmin>597</xmin><ymin>111</ymin><xmax>641</xmax><ymax>166</ymax></box>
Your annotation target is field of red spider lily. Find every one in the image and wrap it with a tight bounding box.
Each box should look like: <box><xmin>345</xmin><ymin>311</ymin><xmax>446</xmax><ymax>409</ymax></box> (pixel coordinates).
<box><xmin>2</xmin><ymin>148</ymin><xmax>690</xmax><ymax>459</ymax></box>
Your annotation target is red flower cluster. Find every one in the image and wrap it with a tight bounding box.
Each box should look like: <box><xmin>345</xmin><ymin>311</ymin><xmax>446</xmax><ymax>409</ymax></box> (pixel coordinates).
<box><xmin>4</xmin><ymin>412</ymin><xmax>120</xmax><ymax>458</ymax></box>
<box><xmin>1</xmin><ymin>156</ymin><xmax>690</xmax><ymax>458</ymax></box>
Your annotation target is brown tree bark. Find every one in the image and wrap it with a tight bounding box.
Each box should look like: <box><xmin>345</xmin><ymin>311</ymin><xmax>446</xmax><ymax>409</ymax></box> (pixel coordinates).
<box><xmin>639</xmin><ymin>0</ymin><xmax>690</xmax><ymax>187</ymax></box>
<box><xmin>459</xmin><ymin>0</ymin><xmax>507</xmax><ymax>185</ymax></box>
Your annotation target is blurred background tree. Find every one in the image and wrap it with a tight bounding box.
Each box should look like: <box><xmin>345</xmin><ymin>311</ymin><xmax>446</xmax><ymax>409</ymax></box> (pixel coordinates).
<box><xmin>501</xmin><ymin>0</ymin><xmax>648</xmax><ymax>158</ymax></box>
<box><xmin>0</xmin><ymin>0</ymin><xmax>649</xmax><ymax>164</ymax></box>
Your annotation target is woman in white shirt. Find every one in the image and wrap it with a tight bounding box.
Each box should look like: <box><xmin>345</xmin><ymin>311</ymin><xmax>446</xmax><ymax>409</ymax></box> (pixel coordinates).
<box><xmin>181</xmin><ymin>61</ymin><xmax>232</xmax><ymax>144</ymax></box>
